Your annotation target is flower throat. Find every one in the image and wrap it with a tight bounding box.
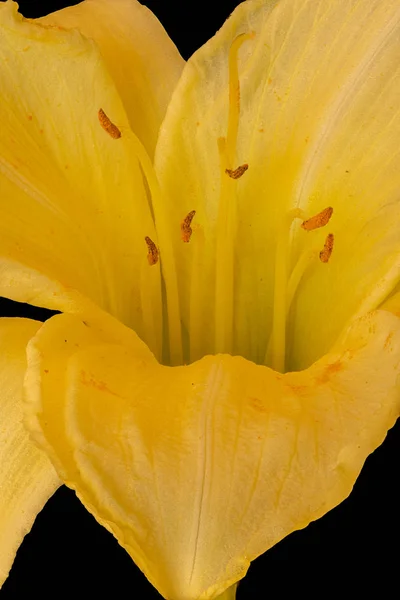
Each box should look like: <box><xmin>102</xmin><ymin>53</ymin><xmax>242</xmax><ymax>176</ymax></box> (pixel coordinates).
<box><xmin>98</xmin><ymin>35</ymin><xmax>336</xmax><ymax>373</ymax></box>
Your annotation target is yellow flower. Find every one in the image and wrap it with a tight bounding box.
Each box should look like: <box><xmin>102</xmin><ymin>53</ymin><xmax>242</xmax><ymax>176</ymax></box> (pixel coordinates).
<box><xmin>0</xmin><ymin>0</ymin><xmax>400</xmax><ymax>598</ymax></box>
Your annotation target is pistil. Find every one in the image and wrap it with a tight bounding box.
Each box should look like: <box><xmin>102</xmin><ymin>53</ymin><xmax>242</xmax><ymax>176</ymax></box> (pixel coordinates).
<box><xmin>215</xmin><ymin>136</ymin><xmax>236</xmax><ymax>354</ymax></box>
<box><xmin>215</xmin><ymin>33</ymin><xmax>253</xmax><ymax>355</ymax></box>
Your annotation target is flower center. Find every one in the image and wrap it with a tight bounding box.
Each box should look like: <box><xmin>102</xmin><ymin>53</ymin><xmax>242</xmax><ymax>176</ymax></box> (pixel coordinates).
<box><xmin>97</xmin><ymin>27</ymin><xmax>395</xmax><ymax>373</ymax></box>
<box><xmin>97</xmin><ymin>42</ymin><xmax>336</xmax><ymax>371</ymax></box>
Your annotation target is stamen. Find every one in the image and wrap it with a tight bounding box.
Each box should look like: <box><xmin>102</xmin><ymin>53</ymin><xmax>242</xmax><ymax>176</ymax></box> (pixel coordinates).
<box><xmin>264</xmin><ymin>248</ymin><xmax>317</xmax><ymax>366</ymax></box>
<box><xmin>98</xmin><ymin>108</ymin><xmax>121</xmax><ymax>139</ymax></box>
<box><xmin>287</xmin><ymin>249</ymin><xmax>318</xmax><ymax>310</ymax></box>
<box><xmin>140</xmin><ymin>257</ymin><xmax>162</xmax><ymax>362</ymax></box>
<box><xmin>144</xmin><ymin>236</ymin><xmax>159</xmax><ymax>266</ymax></box>
<box><xmin>268</xmin><ymin>208</ymin><xmax>304</xmax><ymax>372</ymax></box>
<box><xmin>319</xmin><ymin>233</ymin><xmax>334</xmax><ymax>263</ymax></box>
<box><xmin>181</xmin><ymin>210</ymin><xmax>196</xmax><ymax>243</ymax></box>
<box><xmin>129</xmin><ymin>132</ymin><xmax>183</xmax><ymax>365</ymax></box>
<box><xmin>265</xmin><ymin>206</ymin><xmax>335</xmax><ymax>369</ymax></box>
<box><xmin>189</xmin><ymin>224</ymin><xmax>206</xmax><ymax>363</ymax></box>
<box><xmin>301</xmin><ymin>206</ymin><xmax>333</xmax><ymax>231</ymax></box>
<box><xmin>225</xmin><ymin>164</ymin><xmax>249</xmax><ymax>179</ymax></box>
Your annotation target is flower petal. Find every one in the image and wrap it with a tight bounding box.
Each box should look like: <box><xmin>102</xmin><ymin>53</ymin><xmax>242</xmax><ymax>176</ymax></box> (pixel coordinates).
<box><xmin>154</xmin><ymin>0</ymin><xmax>400</xmax><ymax>367</ymax></box>
<box><xmin>0</xmin><ymin>1</ymin><xmax>162</xmax><ymax>355</ymax></box>
<box><xmin>24</xmin><ymin>308</ymin><xmax>400</xmax><ymax>599</ymax></box>
<box><xmin>0</xmin><ymin>318</ymin><xmax>60</xmax><ymax>588</ymax></box>
<box><xmin>37</xmin><ymin>0</ymin><xmax>184</xmax><ymax>158</ymax></box>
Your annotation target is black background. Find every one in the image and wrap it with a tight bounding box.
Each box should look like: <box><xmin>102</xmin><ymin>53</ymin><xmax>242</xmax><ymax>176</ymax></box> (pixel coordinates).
<box><xmin>1</xmin><ymin>1</ymin><xmax>399</xmax><ymax>597</ymax></box>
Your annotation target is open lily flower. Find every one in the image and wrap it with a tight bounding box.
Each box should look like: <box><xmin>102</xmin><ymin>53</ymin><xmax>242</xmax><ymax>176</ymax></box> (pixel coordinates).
<box><xmin>1</xmin><ymin>0</ymin><xmax>400</xmax><ymax>597</ymax></box>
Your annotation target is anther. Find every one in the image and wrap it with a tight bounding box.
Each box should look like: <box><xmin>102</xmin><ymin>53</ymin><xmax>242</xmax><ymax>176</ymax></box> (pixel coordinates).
<box><xmin>181</xmin><ymin>210</ymin><xmax>196</xmax><ymax>243</ymax></box>
<box><xmin>319</xmin><ymin>233</ymin><xmax>334</xmax><ymax>263</ymax></box>
<box><xmin>225</xmin><ymin>164</ymin><xmax>249</xmax><ymax>179</ymax></box>
<box><xmin>98</xmin><ymin>108</ymin><xmax>121</xmax><ymax>139</ymax></box>
<box><xmin>301</xmin><ymin>206</ymin><xmax>333</xmax><ymax>231</ymax></box>
<box><xmin>144</xmin><ymin>236</ymin><xmax>159</xmax><ymax>265</ymax></box>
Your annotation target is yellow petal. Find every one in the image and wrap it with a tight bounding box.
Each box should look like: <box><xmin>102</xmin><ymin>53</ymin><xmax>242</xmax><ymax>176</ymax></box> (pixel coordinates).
<box><xmin>0</xmin><ymin>1</ymin><xmax>162</xmax><ymax>356</ymax></box>
<box><xmin>0</xmin><ymin>318</ymin><xmax>60</xmax><ymax>588</ymax></box>
<box><xmin>37</xmin><ymin>0</ymin><xmax>184</xmax><ymax>158</ymax></box>
<box><xmin>24</xmin><ymin>308</ymin><xmax>400</xmax><ymax>599</ymax></box>
<box><xmin>154</xmin><ymin>0</ymin><xmax>400</xmax><ymax>368</ymax></box>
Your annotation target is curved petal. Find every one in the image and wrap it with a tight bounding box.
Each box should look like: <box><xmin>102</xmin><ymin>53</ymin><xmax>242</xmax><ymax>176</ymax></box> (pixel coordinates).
<box><xmin>37</xmin><ymin>0</ymin><xmax>184</xmax><ymax>158</ymax></box>
<box><xmin>154</xmin><ymin>0</ymin><xmax>400</xmax><ymax>368</ymax></box>
<box><xmin>24</xmin><ymin>308</ymin><xmax>400</xmax><ymax>599</ymax></box>
<box><xmin>0</xmin><ymin>1</ymin><xmax>162</xmax><ymax>357</ymax></box>
<box><xmin>0</xmin><ymin>318</ymin><xmax>60</xmax><ymax>588</ymax></box>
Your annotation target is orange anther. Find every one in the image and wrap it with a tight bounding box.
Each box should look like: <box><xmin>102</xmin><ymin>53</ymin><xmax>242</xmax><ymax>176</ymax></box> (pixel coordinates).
<box><xmin>225</xmin><ymin>163</ymin><xmax>249</xmax><ymax>179</ymax></box>
<box><xmin>319</xmin><ymin>233</ymin><xmax>334</xmax><ymax>263</ymax></box>
<box><xmin>181</xmin><ymin>210</ymin><xmax>196</xmax><ymax>243</ymax></box>
<box><xmin>144</xmin><ymin>236</ymin><xmax>159</xmax><ymax>265</ymax></box>
<box><xmin>301</xmin><ymin>206</ymin><xmax>333</xmax><ymax>231</ymax></box>
<box><xmin>98</xmin><ymin>108</ymin><xmax>121</xmax><ymax>139</ymax></box>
